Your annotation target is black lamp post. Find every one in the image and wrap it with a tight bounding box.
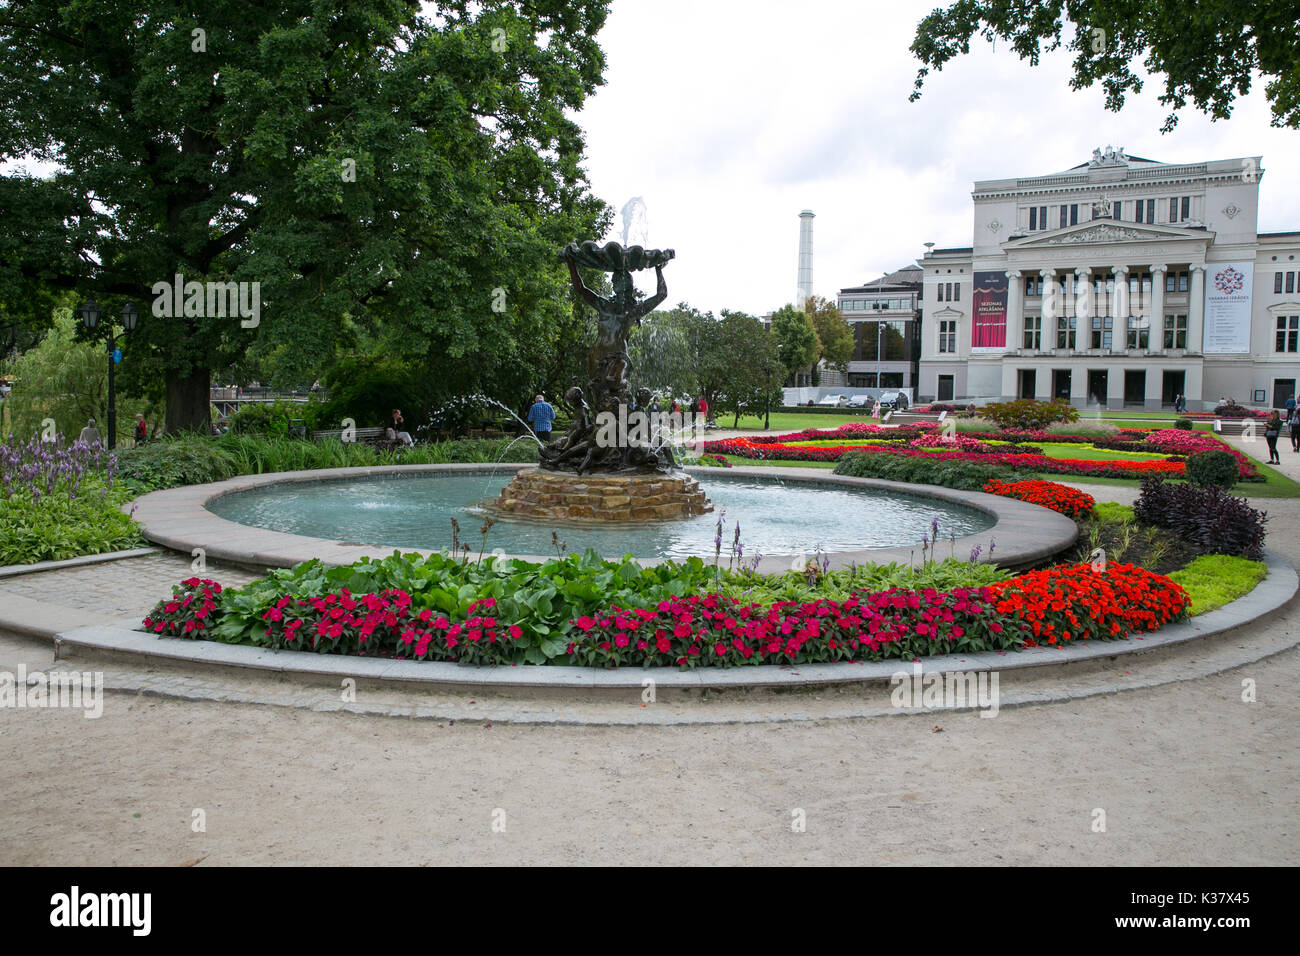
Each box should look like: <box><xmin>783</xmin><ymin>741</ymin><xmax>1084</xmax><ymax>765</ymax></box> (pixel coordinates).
<box><xmin>78</xmin><ymin>300</ymin><xmax>139</xmax><ymax>450</ymax></box>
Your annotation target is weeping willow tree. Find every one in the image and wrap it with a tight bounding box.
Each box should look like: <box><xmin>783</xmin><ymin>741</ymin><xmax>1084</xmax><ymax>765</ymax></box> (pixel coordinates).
<box><xmin>0</xmin><ymin>308</ymin><xmax>154</xmax><ymax>443</ymax></box>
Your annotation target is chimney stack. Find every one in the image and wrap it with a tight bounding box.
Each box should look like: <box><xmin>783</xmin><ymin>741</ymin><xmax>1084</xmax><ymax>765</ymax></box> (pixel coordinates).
<box><xmin>797</xmin><ymin>209</ymin><xmax>815</xmax><ymax>308</ymax></box>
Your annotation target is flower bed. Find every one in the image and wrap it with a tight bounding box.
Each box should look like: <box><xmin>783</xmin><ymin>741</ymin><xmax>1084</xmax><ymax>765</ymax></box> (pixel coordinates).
<box><xmin>143</xmin><ymin>556</ymin><xmax>1194</xmax><ymax>667</ymax></box>
<box><xmin>989</xmin><ymin>562</ymin><xmax>1190</xmax><ymax>647</ymax></box>
<box><xmin>982</xmin><ymin>480</ymin><xmax>1096</xmax><ymax>519</ymax></box>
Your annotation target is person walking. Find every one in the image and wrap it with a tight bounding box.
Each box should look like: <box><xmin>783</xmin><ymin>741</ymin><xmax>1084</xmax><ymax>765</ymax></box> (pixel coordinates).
<box><xmin>527</xmin><ymin>393</ymin><xmax>555</xmax><ymax>442</ymax></box>
<box><xmin>1290</xmin><ymin>404</ymin><xmax>1300</xmax><ymax>453</ymax></box>
<box><xmin>133</xmin><ymin>413</ymin><xmax>148</xmax><ymax>445</ymax></box>
<box><xmin>1287</xmin><ymin>393</ymin><xmax>1297</xmax><ymax>418</ymax></box>
<box><xmin>1265</xmin><ymin>410</ymin><xmax>1283</xmax><ymax>464</ymax></box>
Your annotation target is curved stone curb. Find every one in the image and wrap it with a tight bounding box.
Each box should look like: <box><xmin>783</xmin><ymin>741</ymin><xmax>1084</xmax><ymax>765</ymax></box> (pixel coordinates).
<box><xmin>124</xmin><ymin>462</ymin><xmax>1077</xmax><ymax>572</ymax></box>
<box><xmin>45</xmin><ymin>550</ymin><xmax>1297</xmax><ymax>693</ymax></box>
<box><xmin>0</xmin><ymin>547</ymin><xmax>160</xmax><ymax>579</ymax></box>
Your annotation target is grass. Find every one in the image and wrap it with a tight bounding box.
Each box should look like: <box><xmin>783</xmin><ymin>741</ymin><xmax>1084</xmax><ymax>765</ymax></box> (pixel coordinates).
<box><xmin>724</xmin><ymin>411</ymin><xmax>875</xmax><ymax>432</ymax></box>
<box><xmin>716</xmin><ymin>455</ymin><xmax>837</xmax><ymax>469</ymax></box>
<box><xmin>1032</xmin><ymin>442</ymin><xmax>1169</xmax><ymax>461</ymax></box>
<box><xmin>1169</xmin><ymin>555</ymin><xmax>1268</xmax><ymax>616</ymax></box>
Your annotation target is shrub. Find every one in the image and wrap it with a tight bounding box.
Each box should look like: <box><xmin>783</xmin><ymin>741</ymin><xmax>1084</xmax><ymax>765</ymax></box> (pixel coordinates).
<box><xmin>143</xmin><ymin>579</ymin><xmax>224</xmax><ymax>638</ymax></box>
<box><xmin>980</xmin><ymin>398</ymin><xmax>1079</xmax><ymax>432</ymax></box>
<box><xmin>1185</xmin><ymin>449</ymin><xmax>1240</xmax><ymax>488</ymax></box>
<box><xmin>834</xmin><ymin>451</ymin><xmax>1016</xmax><ymax>489</ymax></box>
<box><xmin>1174</xmin><ymin>417</ymin><xmax>1193</xmax><ymax>430</ymax></box>
<box><xmin>228</xmin><ymin>400</ymin><xmax>320</xmax><ymax>437</ymax></box>
<box><xmin>1133</xmin><ymin>478</ymin><xmax>1266</xmax><ymax>559</ymax></box>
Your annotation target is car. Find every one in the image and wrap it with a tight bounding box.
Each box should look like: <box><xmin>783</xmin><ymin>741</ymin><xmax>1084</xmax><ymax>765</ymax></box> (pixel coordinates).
<box><xmin>817</xmin><ymin>394</ymin><xmax>847</xmax><ymax>407</ymax></box>
<box><xmin>845</xmin><ymin>394</ymin><xmax>873</xmax><ymax>408</ymax></box>
<box><xmin>877</xmin><ymin>391</ymin><xmax>910</xmax><ymax>411</ymax></box>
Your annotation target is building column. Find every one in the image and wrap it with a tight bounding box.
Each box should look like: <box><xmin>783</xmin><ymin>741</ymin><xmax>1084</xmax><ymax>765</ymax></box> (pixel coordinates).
<box><xmin>1039</xmin><ymin>269</ymin><xmax>1055</xmax><ymax>351</ymax></box>
<box><xmin>1005</xmin><ymin>269</ymin><xmax>1023</xmax><ymax>353</ymax></box>
<box><xmin>1112</xmin><ymin>265</ymin><xmax>1129</xmax><ymax>352</ymax></box>
<box><xmin>1075</xmin><ymin>267</ymin><xmax>1092</xmax><ymax>350</ymax></box>
<box><xmin>1150</xmin><ymin>264</ymin><xmax>1167</xmax><ymax>353</ymax></box>
<box><xmin>1188</xmin><ymin>264</ymin><xmax>1206</xmax><ymax>354</ymax></box>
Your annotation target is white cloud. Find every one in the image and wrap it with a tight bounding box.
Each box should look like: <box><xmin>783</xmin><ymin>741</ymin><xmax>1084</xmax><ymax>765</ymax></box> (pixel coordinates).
<box><xmin>577</xmin><ymin>0</ymin><xmax>1300</xmax><ymax>314</ymax></box>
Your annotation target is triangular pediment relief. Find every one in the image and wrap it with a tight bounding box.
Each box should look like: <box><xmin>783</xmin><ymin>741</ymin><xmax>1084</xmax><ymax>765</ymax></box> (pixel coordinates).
<box><xmin>1007</xmin><ymin>220</ymin><xmax>1212</xmax><ymax>248</ymax></box>
<box><xmin>931</xmin><ymin>306</ymin><xmax>963</xmax><ymax>318</ymax></box>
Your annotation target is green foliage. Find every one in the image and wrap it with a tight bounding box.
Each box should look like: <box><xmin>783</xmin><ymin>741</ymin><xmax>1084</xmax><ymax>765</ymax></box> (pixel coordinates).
<box><xmin>1169</xmin><ymin>554</ymin><xmax>1268</xmax><ymax>616</ymax></box>
<box><xmin>0</xmin><ymin>1</ymin><xmax>613</xmax><ymax>432</ymax></box>
<box><xmin>0</xmin><ymin>308</ymin><xmax>153</xmax><ymax>443</ymax></box>
<box><xmin>909</xmin><ymin>0</ymin><xmax>1300</xmax><ymax>132</ymax></box>
<box><xmin>1094</xmin><ymin>501</ymin><xmax>1135</xmax><ymax>525</ymax></box>
<box><xmin>630</xmin><ymin>306</ymin><xmax>699</xmax><ymax>399</ymax></box>
<box><xmin>714</xmin><ymin>310</ymin><xmax>784</xmax><ymax>427</ymax></box>
<box><xmin>316</xmin><ymin>358</ymin><xmax>423</xmax><ymax>432</ymax></box>
<box><xmin>834</xmin><ymin>451</ymin><xmax>1019</xmax><ymax>489</ymax></box>
<box><xmin>1185</xmin><ymin>449</ymin><xmax>1240</xmax><ymax>488</ymax></box>
<box><xmin>0</xmin><ymin>481</ymin><xmax>143</xmax><ymax>565</ymax></box>
<box><xmin>715</xmin><ymin>557</ymin><xmax>1005</xmax><ymax>606</ymax></box>
<box><xmin>980</xmin><ymin>399</ymin><xmax>1079</xmax><ymax>432</ymax></box>
<box><xmin>770</xmin><ymin>304</ymin><xmax>820</xmax><ymax>383</ymax></box>
<box><xmin>1174</xmin><ymin>417</ymin><xmax>1193</xmax><ymax>430</ymax></box>
<box><xmin>804</xmin><ymin>296</ymin><xmax>853</xmax><ymax>374</ymax></box>
<box><xmin>115</xmin><ymin>433</ymin><xmax>539</xmax><ymax>492</ymax></box>
<box><xmin>228</xmin><ymin>400</ymin><xmax>320</xmax><ymax>437</ymax></box>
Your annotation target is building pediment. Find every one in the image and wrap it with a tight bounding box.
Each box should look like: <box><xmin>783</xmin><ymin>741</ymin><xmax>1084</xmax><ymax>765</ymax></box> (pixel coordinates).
<box><xmin>1007</xmin><ymin>220</ymin><xmax>1212</xmax><ymax>249</ymax></box>
<box><xmin>931</xmin><ymin>306</ymin><xmax>963</xmax><ymax>318</ymax></box>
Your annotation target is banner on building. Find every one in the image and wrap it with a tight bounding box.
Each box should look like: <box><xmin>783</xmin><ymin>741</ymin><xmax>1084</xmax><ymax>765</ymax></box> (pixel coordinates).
<box><xmin>1203</xmin><ymin>262</ymin><xmax>1254</xmax><ymax>354</ymax></box>
<box><xmin>971</xmin><ymin>271</ymin><xmax>1008</xmax><ymax>352</ymax></box>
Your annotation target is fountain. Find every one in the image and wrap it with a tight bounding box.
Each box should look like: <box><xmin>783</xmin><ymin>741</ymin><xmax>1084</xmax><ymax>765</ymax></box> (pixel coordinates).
<box><xmin>492</xmin><ymin>240</ymin><xmax>713</xmax><ymax>523</ymax></box>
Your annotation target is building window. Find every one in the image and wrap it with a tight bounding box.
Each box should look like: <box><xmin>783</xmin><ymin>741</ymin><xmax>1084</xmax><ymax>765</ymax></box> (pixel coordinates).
<box><xmin>1276</xmin><ymin>272</ymin><xmax>1284</xmax><ymax>294</ymax></box>
<box><xmin>1029</xmin><ymin>206</ymin><xmax>1037</xmax><ymax>230</ymax></box>
<box><xmin>1071</xmin><ymin>203</ymin><xmax>1079</xmax><ymax>226</ymax></box>
<box><xmin>1059</xmin><ymin>204</ymin><xmax>1068</xmax><ymax>229</ymax></box>
<box><xmin>1289</xmin><ymin>273</ymin><xmax>1296</xmax><ymax>294</ymax></box>
<box><xmin>937</xmin><ymin>284</ymin><xmax>944</xmax><ymax>303</ymax></box>
<box><xmin>1023</xmin><ymin>315</ymin><xmax>1043</xmax><ymax>350</ymax></box>
<box><xmin>953</xmin><ymin>283</ymin><xmax>960</xmax><ymax>302</ymax></box>
<box><xmin>1163</xmin><ymin>314</ymin><xmax>1187</xmax><ymax>349</ymax></box>
<box><xmin>1167</xmin><ymin>271</ymin><xmax>1188</xmax><ymax>293</ymax></box>
<box><xmin>1090</xmin><ymin>316</ymin><xmax>1113</xmax><ymax>350</ymax></box>
<box><xmin>938</xmin><ymin>320</ymin><xmax>956</xmax><ymax>353</ymax></box>
<box><xmin>1135</xmin><ymin>199</ymin><xmax>1145</xmax><ymax>223</ymax></box>
<box><xmin>1057</xmin><ymin>316</ymin><xmax>1077</xmax><ymax>350</ymax></box>
<box><xmin>1169</xmin><ymin>197</ymin><xmax>1178</xmax><ymax>223</ymax></box>
<box><xmin>1277</xmin><ymin>315</ymin><xmax>1299</xmax><ymax>353</ymax></box>
<box><xmin>1181</xmin><ymin>196</ymin><xmax>1190</xmax><ymax>220</ymax></box>
<box><xmin>1145</xmin><ymin>198</ymin><xmax>1155</xmax><ymax>223</ymax></box>
<box><xmin>1025</xmin><ymin>276</ymin><xmax>1041</xmax><ymax>297</ymax></box>
<box><xmin>1113</xmin><ymin>200</ymin><xmax>1123</xmax><ymax>219</ymax></box>
<box><xmin>1127</xmin><ymin>316</ymin><xmax>1150</xmax><ymax>350</ymax></box>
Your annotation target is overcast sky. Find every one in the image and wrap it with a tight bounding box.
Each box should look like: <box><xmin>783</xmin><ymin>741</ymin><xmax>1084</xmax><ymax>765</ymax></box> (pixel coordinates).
<box><xmin>577</xmin><ymin>0</ymin><xmax>1300</xmax><ymax>316</ymax></box>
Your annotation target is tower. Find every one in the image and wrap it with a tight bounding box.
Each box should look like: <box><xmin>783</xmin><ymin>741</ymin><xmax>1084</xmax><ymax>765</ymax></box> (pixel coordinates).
<box><xmin>797</xmin><ymin>209</ymin><xmax>814</xmax><ymax>307</ymax></box>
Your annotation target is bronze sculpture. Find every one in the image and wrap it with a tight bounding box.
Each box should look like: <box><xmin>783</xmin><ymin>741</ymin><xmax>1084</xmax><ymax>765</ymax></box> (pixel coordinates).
<box><xmin>540</xmin><ymin>240</ymin><xmax>679</xmax><ymax>474</ymax></box>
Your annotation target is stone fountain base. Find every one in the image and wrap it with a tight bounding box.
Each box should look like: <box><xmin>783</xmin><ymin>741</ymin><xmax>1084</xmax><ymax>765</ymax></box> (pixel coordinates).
<box><xmin>491</xmin><ymin>468</ymin><xmax>712</xmax><ymax>522</ymax></box>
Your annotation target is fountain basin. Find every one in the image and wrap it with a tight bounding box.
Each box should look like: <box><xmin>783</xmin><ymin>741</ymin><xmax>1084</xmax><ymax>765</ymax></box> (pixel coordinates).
<box><xmin>124</xmin><ymin>463</ymin><xmax>1079</xmax><ymax>572</ymax></box>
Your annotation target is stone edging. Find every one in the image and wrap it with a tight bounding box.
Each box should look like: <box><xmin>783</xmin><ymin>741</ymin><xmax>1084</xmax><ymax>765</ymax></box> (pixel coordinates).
<box><xmin>44</xmin><ymin>549</ymin><xmax>1297</xmax><ymax>692</ymax></box>
<box><xmin>0</xmin><ymin>547</ymin><xmax>161</xmax><ymax>580</ymax></box>
<box><xmin>122</xmin><ymin>462</ymin><xmax>1078</xmax><ymax>572</ymax></box>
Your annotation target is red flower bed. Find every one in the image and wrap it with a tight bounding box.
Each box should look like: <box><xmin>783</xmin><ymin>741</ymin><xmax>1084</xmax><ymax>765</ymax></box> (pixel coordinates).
<box><xmin>988</xmin><ymin>562</ymin><xmax>1189</xmax><ymax>647</ymax></box>
<box><xmin>982</xmin><ymin>480</ymin><xmax>1096</xmax><ymax>519</ymax></box>
<box><xmin>143</xmin><ymin>578</ymin><xmax>223</xmax><ymax>638</ymax></box>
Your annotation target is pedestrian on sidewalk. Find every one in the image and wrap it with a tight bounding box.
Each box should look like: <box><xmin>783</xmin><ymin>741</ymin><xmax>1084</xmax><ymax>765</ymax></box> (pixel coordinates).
<box><xmin>1264</xmin><ymin>410</ymin><xmax>1283</xmax><ymax>464</ymax></box>
<box><xmin>1289</xmin><ymin>405</ymin><xmax>1300</xmax><ymax>453</ymax></box>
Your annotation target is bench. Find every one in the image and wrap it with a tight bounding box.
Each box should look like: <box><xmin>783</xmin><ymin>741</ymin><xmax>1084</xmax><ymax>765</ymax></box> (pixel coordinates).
<box><xmin>308</xmin><ymin>426</ymin><xmax>409</xmax><ymax>450</ymax></box>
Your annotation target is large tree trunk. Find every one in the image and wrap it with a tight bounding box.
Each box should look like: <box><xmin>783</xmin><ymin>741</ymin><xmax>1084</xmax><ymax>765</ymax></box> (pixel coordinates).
<box><xmin>164</xmin><ymin>368</ymin><xmax>212</xmax><ymax>435</ymax></box>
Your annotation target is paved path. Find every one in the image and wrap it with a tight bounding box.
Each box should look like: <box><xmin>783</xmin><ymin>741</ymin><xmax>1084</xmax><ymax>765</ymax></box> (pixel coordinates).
<box><xmin>0</xmin><ymin>433</ymin><xmax>1296</xmax><ymax>864</ymax></box>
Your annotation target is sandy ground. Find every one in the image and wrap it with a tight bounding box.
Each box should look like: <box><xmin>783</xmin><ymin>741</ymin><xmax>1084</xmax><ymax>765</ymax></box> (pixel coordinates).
<box><xmin>0</xmin><ymin>434</ymin><xmax>1296</xmax><ymax>866</ymax></box>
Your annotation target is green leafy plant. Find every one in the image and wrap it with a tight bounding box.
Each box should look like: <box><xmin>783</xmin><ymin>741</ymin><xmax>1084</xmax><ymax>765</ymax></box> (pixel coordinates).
<box><xmin>834</xmin><ymin>450</ymin><xmax>1019</xmax><ymax>489</ymax></box>
<box><xmin>978</xmin><ymin>398</ymin><xmax>1079</xmax><ymax>432</ymax></box>
<box><xmin>1185</xmin><ymin>449</ymin><xmax>1239</xmax><ymax>488</ymax></box>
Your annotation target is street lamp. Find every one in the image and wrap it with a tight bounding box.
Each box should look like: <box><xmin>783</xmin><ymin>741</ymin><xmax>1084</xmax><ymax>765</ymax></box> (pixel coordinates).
<box><xmin>78</xmin><ymin>300</ymin><xmax>140</xmax><ymax>450</ymax></box>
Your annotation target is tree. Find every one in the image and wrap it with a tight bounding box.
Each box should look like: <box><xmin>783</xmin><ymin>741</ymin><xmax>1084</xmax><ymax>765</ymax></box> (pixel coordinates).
<box><xmin>909</xmin><ymin>0</ymin><xmax>1300</xmax><ymax>131</ymax></box>
<box><xmin>0</xmin><ymin>1</ymin><xmax>611</xmax><ymax>433</ymax></box>
<box><xmin>770</xmin><ymin>305</ymin><xmax>820</xmax><ymax>386</ymax></box>
<box><xmin>713</xmin><ymin>310</ymin><xmax>784</xmax><ymax>428</ymax></box>
<box><xmin>629</xmin><ymin>304</ymin><xmax>700</xmax><ymax>401</ymax></box>
<box><xmin>805</xmin><ymin>296</ymin><xmax>853</xmax><ymax>376</ymax></box>
<box><xmin>0</xmin><ymin>307</ymin><xmax>153</xmax><ymax>442</ymax></box>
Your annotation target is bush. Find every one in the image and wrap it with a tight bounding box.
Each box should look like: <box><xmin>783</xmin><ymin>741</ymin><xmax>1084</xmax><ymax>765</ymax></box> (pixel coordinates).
<box><xmin>1174</xmin><ymin>417</ymin><xmax>1193</xmax><ymax>430</ymax></box>
<box><xmin>834</xmin><ymin>450</ymin><xmax>1018</xmax><ymax>489</ymax></box>
<box><xmin>228</xmin><ymin>400</ymin><xmax>320</xmax><ymax>437</ymax></box>
<box><xmin>1133</xmin><ymin>478</ymin><xmax>1266</xmax><ymax>559</ymax></box>
<box><xmin>1213</xmin><ymin>403</ymin><xmax>1261</xmax><ymax>418</ymax></box>
<box><xmin>1185</xmin><ymin>449</ymin><xmax>1240</xmax><ymax>488</ymax></box>
<box><xmin>980</xmin><ymin>398</ymin><xmax>1079</xmax><ymax>432</ymax></box>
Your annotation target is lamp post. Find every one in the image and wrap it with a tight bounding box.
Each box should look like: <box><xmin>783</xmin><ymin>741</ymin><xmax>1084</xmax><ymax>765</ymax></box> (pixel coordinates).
<box><xmin>78</xmin><ymin>300</ymin><xmax>139</xmax><ymax>450</ymax></box>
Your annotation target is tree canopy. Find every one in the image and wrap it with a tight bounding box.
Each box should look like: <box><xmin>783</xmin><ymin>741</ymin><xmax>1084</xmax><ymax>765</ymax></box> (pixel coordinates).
<box><xmin>770</xmin><ymin>304</ymin><xmax>820</xmax><ymax>385</ymax></box>
<box><xmin>805</xmin><ymin>296</ymin><xmax>853</xmax><ymax>376</ymax></box>
<box><xmin>0</xmin><ymin>0</ymin><xmax>612</xmax><ymax>433</ymax></box>
<box><xmin>910</xmin><ymin>0</ymin><xmax>1300</xmax><ymax>131</ymax></box>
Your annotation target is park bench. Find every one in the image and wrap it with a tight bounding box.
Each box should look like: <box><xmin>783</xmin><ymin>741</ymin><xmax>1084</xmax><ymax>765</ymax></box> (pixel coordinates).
<box><xmin>308</xmin><ymin>426</ymin><xmax>408</xmax><ymax>450</ymax></box>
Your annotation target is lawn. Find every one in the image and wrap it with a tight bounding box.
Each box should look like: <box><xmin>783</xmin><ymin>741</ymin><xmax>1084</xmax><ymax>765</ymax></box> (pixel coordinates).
<box><xmin>723</xmin><ymin>411</ymin><xmax>875</xmax><ymax>432</ymax></box>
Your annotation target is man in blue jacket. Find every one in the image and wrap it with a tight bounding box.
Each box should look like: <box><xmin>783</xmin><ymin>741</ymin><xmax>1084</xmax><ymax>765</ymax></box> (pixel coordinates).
<box><xmin>528</xmin><ymin>394</ymin><xmax>556</xmax><ymax>442</ymax></box>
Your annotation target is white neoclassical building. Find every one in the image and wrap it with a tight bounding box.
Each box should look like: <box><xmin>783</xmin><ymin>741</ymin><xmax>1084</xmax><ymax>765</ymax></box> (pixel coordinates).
<box><xmin>917</xmin><ymin>148</ymin><xmax>1300</xmax><ymax>410</ymax></box>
